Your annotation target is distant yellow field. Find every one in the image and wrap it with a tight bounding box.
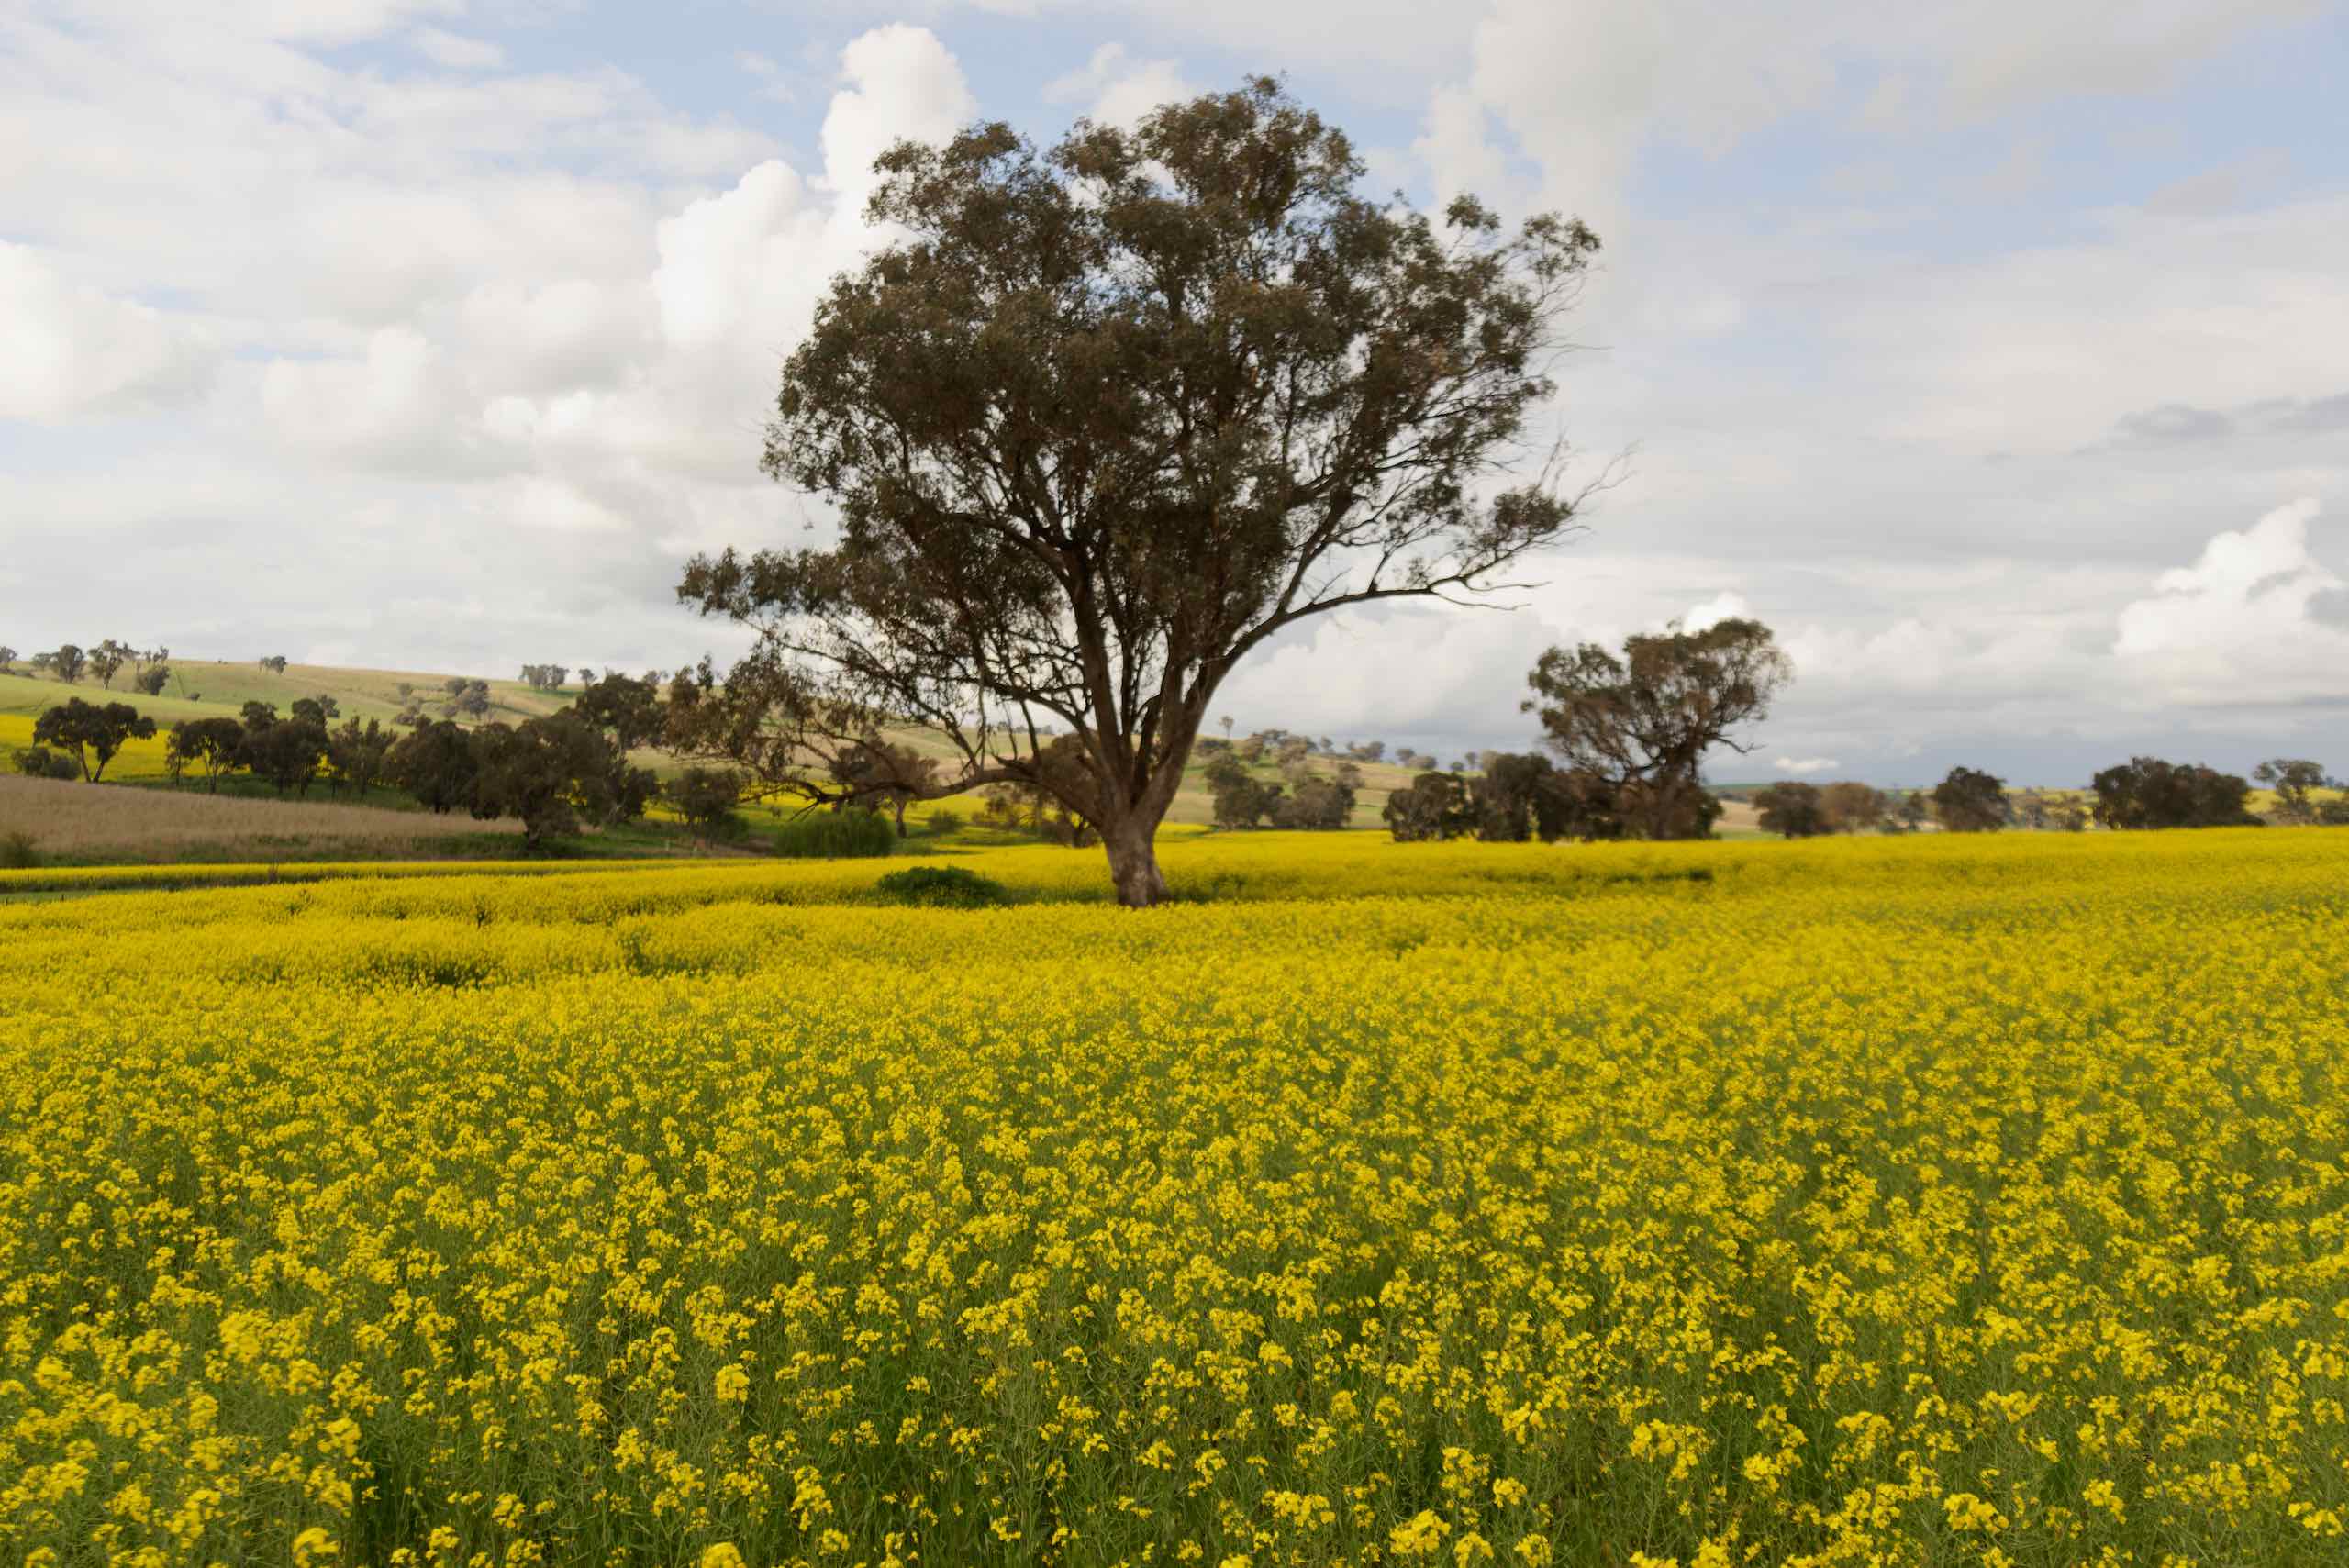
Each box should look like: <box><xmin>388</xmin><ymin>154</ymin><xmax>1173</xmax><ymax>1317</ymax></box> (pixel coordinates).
<box><xmin>4</xmin><ymin>828</ymin><xmax>2345</xmax><ymax>1564</ymax></box>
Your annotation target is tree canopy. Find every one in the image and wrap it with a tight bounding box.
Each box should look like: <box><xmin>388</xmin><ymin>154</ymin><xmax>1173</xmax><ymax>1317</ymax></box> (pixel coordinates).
<box><xmin>32</xmin><ymin>698</ymin><xmax>155</xmax><ymax>782</ymax></box>
<box><xmin>2091</xmin><ymin>757</ymin><xmax>2257</xmax><ymax>830</ymax></box>
<box><xmin>1523</xmin><ymin>618</ymin><xmax>1789</xmax><ymax>840</ymax></box>
<box><xmin>675</xmin><ymin>79</ymin><xmax>1600</xmax><ymax>906</ymax></box>
<box><xmin>1931</xmin><ymin>766</ymin><xmax>2009</xmax><ymax>832</ymax></box>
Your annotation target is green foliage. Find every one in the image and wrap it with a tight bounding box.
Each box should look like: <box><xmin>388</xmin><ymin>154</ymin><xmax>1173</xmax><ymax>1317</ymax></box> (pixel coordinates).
<box><xmin>568</xmin><ymin>672</ymin><xmax>668</xmax><ymax>751</ymax></box>
<box><xmin>14</xmin><ymin>747</ymin><xmax>81</xmax><ymax>782</ymax></box>
<box><xmin>387</xmin><ymin>720</ymin><xmax>482</xmax><ymax>815</ymax></box>
<box><xmin>33</xmin><ymin>697</ymin><xmax>157</xmax><ymax>782</ymax></box>
<box><xmin>1204</xmin><ymin>752</ymin><xmax>1285</xmax><ymax>829</ymax></box>
<box><xmin>1753</xmin><ymin>781</ymin><xmax>1831</xmax><ymax>839</ymax></box>
<box><xmin>677</xmin><ymin>79</ymin><xmax>1598</xmax><ymax>907</ymax></box>
<box><xmin>1526</xmin><ymin>617</ymin><xmax>1790</xmax><ymax>840</ymax></box>
<box><xmin>165</xmin><ymin>717</ymin><xmax>246</xmax><ymax>793</ymax></box>
<box><xmin>872</xmin><ymin>864</ymin><xmax>1010</xmax><ymax>907</ymax></box>
<box><xmin>0</xmin><ymin>830</ymin><xmax>39</xmax><ymax>869</ymax></box>
<box><xmin>2254</xmin><ymin>757</ymin><xmax>2333</xmax><ymax>825</ymax></box>
<box><xmin>772</xmin><ymin>808</ymin><xmax>896</xmax><ymax>860</ymax></box>
<box><xmin>1932</xmin><ymin>767</ymin><xmax>2009</xmax><ymax>833</ymax></box>
<box><xmin>1384</xmin><ymin>771</ymin><xmax>1473</xmax><ymax>842</ymax></box>
<box><xmin>2091</xmin><ymin>757</ymin><xmax>2258</xmax><ymax>830</ymax></box>
<box><xmin>666</xmin><ymin>766</ymin><xmax>747</xmax><ymax>844</ymax></box>
<box><xmin>472</xmin><ymin>715</ymin><xmax>658</xmax><ymax>850</ymax></box>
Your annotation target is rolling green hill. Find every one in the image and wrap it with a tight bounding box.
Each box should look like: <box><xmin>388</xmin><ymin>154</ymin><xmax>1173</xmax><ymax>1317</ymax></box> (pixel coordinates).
<box><xmin>0</xmin><ymin>661</ymin><xmax>570</xmax><ymax>728</ymax></box>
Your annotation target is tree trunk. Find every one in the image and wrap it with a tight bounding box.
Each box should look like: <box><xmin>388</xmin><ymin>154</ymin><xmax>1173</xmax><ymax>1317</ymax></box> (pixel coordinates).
<box><xmin>1102</xmin><ymin>815</ymin><xmax>1170</xmax><ymax>908</ymax></box>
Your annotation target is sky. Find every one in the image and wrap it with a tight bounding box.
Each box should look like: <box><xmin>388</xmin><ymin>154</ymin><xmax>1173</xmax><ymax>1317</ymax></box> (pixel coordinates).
<box><xmin>4</xmin><ymin>1</ymin><xmax>2346</xmax><ymax>786</ymax></box>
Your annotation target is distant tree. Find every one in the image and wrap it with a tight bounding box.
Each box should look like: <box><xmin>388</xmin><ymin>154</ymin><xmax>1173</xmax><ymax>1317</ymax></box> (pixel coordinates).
<box><xmin>519</xmin><ymin>663</ymin><xmax>573</xmax><ymax>692</ymax></box>
<box><xmin>472</xmin><ymin>714</ymin><xmax>656</xmax><ymax>848</ymax></box>
<box><xmin>33</xmin><ymin>698</ymin><xmax>156</xmax><ymax>782</ymax></box>
<box><xmin>667</xmin><ymin>766</ymin><xmax>748</xmax><ymax>846</ymax></box>
<box><xmin>1383</xmin><ymin>771</ymin><xmax>1474</xmax><ymax>841</ymax></box>
<box><xmin>2091</xmin><ymin>757</ymin><xmax>2256</xmax><ymax>830</ymax></box>
<box><xmin>828</xmin><ymin>738</ymin><xmax>941</xmax><ymax>838</ymax></box>
<box><xmin>396</xmin><ymin>682</ymin><xmax>415</xmax><ymax>700</ymax></box>
<box><xmin>86</xmin><ymin>640</ymin><xmax>129</xmax><ymax>689</ymax></box>
<box><xmin>1526</xmin><ymin>618</ymin><xmax>1791</xmax><ymax>840</ymax></box>
<box><xmin>442</xmin><ymin>677</ymin><xmax>492</xmax><ymax>720</ymax></box>
<box><xmin>1819</xmin><ymin>780</ymin><xmax>1887</xmax><ymax>834</ymax></box>
<box><xmin>327</xmin><ymin>717</ymin><xmax>395</xmax><ymax>798</ymax></box>
<box><xmin>1753</xmin><ymin>781</ymin><xmax>1831</xmax><ymax>838</ymax></box>
<box><xmin>2254</xmin><ymin>758</ymin><xmax>2332</xmax><ymax>825</ymax></box>
<box><xmin>1932</xmin><ymin>766</ymin><xmax>2009</xmax><ymax>832</ymax></box>
<box><xmin>238</xmin><ymin>706</ymin><xmax>329</xmax><ymax>796</ymax></box>
<box><xmin>575</xmin><ymin>666</ymin><xmax>596</xmax><ymax>687</ymax></box>
<box><xmin>2051</xmin><ymin>797</ymin><xmax>2090</xmax><ymax>831</ymax></box>
<box><xmin>1351</xmin><ymin>739</ymin><xmax>1386</xmax><ymax>762</ymax></box>
<box><xmin>1203</xmin><ymin>751</ymin><xmax>1284</xmax><ymax>829</ymax></box>
<box><xmin>1273</xmin><ymin>774</ymin><xmax>1355</xmax><ymax>829</ymax></box>
<box><xmin>1465</xmin><ymin>751</ymin><xmax>1573</xmax><ymax>842</ymax></box>
<box><xmin>0</xmin><ymin>646</ymin><xmax>15</xmax><ymax>673</ymax></box>
<box><xmin>50</xmin><ymin>644</ymin><xmax>86</xmax><ymax>684</ymax></box>
<box><xmin>1218</xmin><ymin>716</ymin><xmax>1233</xmax><ymax>740</ymax></box>
<box><xmin>291</xmin><ymin>695</ymin><xmax>340</xmax><ymax>731</ymax></box>
<box><xmin>1893</xmin><ymin>790</ymin><xmax>1929</xmax><ymax>831</ymax></box>
<box><xmin>29</xmin><ymin>651</ymin><xmax>52</xmax><ymax>674</ymax></box>
<box><xmin>387</xmin><ymin>720</ymin><xmax>482</xmax><ymax>814</ymax></box>
<box><xmin>133</xmin><ymin>664</ymin><xmax>171</xmax><ymax>696</ymax></box>
<box><xmin>259</xmin><ymin>655</ymin><xmax>289</xmax><ymax>674</ymax></box>
<box><xmin>573</xmin><ymin>672</ymin><xmax>669</xmax><ymax>751</ymax></box>
<box><xmin>166</xmin><ymin>717</ymin><xmax>247</xmax><ymax>793</ymax></box>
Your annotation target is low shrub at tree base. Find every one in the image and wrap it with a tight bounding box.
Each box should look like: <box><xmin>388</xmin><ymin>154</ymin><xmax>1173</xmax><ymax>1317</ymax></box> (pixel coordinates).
<box><xmin>872</xmin><ymin>864</ymin><xmax>1011</xmax><ymax>907</ymax></box>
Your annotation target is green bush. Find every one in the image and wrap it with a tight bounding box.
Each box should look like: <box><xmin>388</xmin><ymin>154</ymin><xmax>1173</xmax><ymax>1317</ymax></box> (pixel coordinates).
<box><xmin>873</xmin><ymin>865</ymin><xmax>1011</xmax><ymax>907</ymax></box>
<box><xmin>924</xmin><ymin>808</ymin><xmax>965</xmax><ymax>836</ymax></box>
<box><xmin>0</xmin><ymin>831</ymin><xmax>39</xmax><ymax>869</ymax></box>
<box><xmin>771</xmin><ymin>808</ymin><xmax>896</xmax><ymax>860</ymax></box>
<box><xmin>14</xmin><ymin>747</ymin><xmax>79</xmax><ymax>782</ymax></box>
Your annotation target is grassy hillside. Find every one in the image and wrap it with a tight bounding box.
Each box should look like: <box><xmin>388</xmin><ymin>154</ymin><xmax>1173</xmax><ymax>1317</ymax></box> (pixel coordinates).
<box><xmin>0</xmin><ymin>661</ymin><xmax>570</xmax><ymax>728</ymax></box>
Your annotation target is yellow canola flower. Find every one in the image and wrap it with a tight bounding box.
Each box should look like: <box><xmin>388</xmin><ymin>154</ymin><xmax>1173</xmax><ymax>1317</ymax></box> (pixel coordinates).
<box><xmin>0</xmin><ymin>827</ymin><xmax>2341</xmax><ymax>1566</ymax></box>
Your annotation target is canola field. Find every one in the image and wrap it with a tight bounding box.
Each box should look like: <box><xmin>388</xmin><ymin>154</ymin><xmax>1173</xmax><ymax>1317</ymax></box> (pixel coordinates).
<box><xmin>3</xmin><ymin>830</ymin><xmax>2346</xmax><ymax>1567</ymax></box>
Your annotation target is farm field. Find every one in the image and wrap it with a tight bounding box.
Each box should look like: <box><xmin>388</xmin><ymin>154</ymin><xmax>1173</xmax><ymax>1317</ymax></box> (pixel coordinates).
<box><xmin>0</xmin><ymin>774</ymin><xmax>525</xmax><ymax>864</ymax></box>
<box><xmin>4</xmin><ymin>829</ymin><xmax>2346</xmax><ymax>1564</ymax></box>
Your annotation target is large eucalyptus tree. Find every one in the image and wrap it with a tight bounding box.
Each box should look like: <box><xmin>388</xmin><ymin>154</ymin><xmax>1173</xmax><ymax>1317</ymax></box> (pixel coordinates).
<box><xmin>676</xmin><ymin>78</ymin><xmax>1600</xmax><ymax>906</ymax></box>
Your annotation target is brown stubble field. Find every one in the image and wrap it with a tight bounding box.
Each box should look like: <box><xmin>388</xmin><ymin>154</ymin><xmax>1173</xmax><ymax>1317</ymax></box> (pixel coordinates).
<box><xmin>0</xmin><ymin>774</ymin><xmax>523</xmax><ymax>864</ymax></box>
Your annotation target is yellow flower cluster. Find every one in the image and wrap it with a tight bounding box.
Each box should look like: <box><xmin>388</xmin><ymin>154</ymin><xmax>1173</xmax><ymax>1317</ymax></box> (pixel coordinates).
<box><xmin>2</xmin><ymin>828</ymin><xmax>2346</xmax><ymax>1565</ymax></box>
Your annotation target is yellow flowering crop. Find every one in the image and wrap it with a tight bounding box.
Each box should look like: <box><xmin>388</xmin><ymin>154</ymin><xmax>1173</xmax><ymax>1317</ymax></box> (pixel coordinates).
<box><xmin>2</xmin><ymin>828</ymin><xmax>2345</xmax><ymax>1565</ymax></box>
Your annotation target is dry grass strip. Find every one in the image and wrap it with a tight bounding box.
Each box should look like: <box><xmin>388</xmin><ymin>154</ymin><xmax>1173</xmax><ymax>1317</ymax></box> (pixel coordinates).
<box><xmin>0</xmin><ymin>774</ymin><xmax>520</xmax><ymax>863</ymax></box>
